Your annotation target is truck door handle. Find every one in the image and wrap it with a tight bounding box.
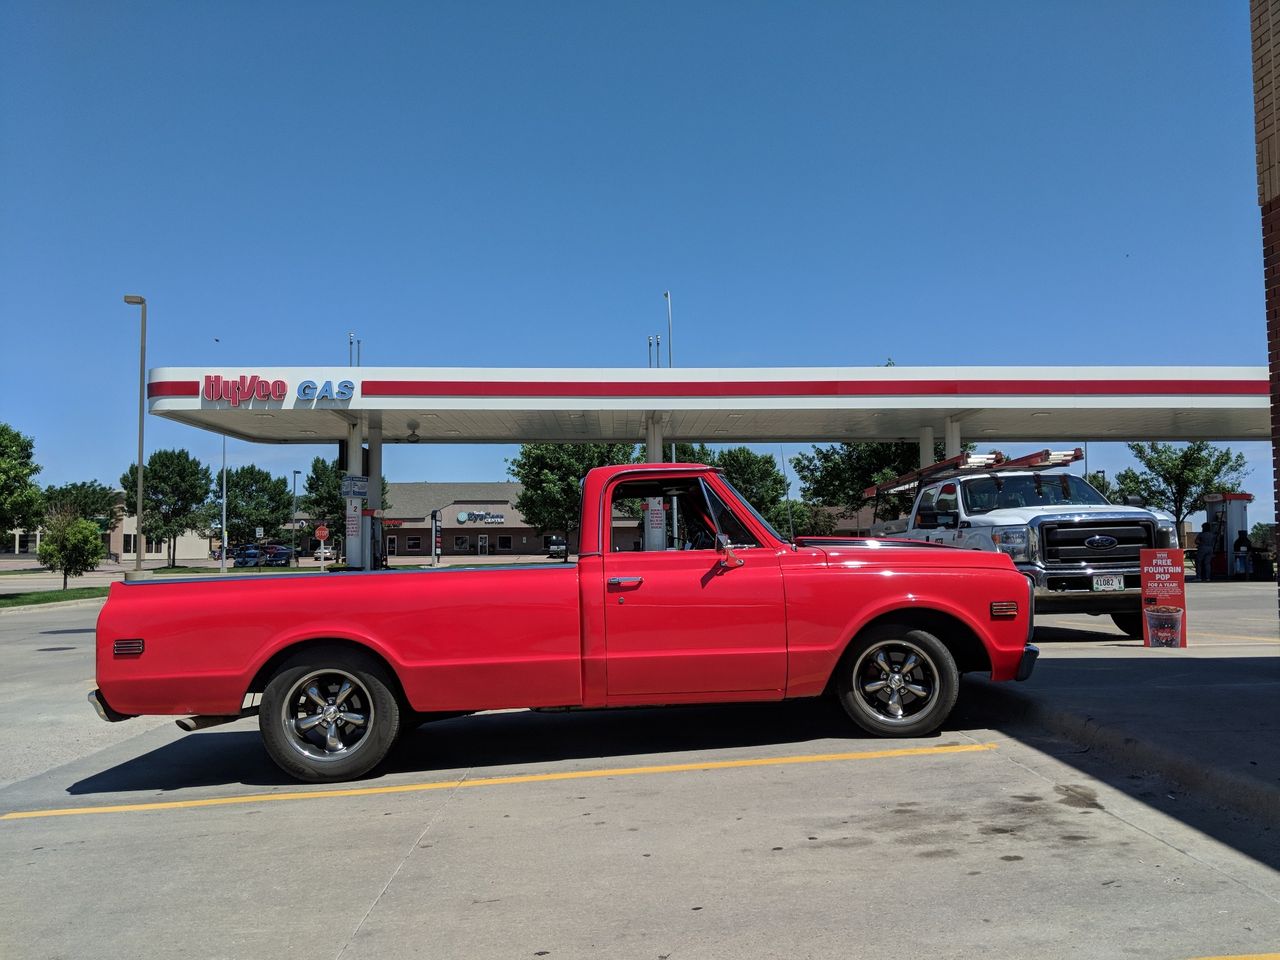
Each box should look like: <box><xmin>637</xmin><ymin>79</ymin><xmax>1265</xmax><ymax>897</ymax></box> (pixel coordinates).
<box><xmin>607</xmin><ymin>577</ymin><xmax>644</xmax><ymax>586</ymax></box>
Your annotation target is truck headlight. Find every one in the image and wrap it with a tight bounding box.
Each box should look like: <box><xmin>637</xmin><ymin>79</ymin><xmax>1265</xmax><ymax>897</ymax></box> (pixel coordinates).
<box><xmin>991</xmin><ymin>525</ymin><xmax>1034</xmax><ymax>562</ymax></box>
<box><xmin>1156</xmin><ymin>521</ymin><xmax>1177</xmax><ymax>548</ymax></box>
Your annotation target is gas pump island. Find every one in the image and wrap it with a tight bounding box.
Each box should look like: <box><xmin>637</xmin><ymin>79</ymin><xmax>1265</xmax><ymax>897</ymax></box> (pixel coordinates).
<box><xmin>1202</xmin><ymin>492</ymin><xmax>1266</xmax><ymax>581</ymax></box>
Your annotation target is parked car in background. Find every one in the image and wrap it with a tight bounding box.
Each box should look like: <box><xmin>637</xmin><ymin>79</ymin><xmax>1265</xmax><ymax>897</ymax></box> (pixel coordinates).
<box><xmin>546</xmin><ymin>536</ymin><xmax>567</xmax><ymax>559</ymax></box>
<box><xmin>262</xmin><ymin>545</ymin><xmax>294</xmax><ymax>567</ymax></box>
<box><xmin>232</xmin><ymin>545</ymin><xmax>262</xmax><ymax>567</ymax></box>
<box><xmin>313</xmin><ymin>544</ymin><xmax>339</xmax><ymax>562</ymax></box>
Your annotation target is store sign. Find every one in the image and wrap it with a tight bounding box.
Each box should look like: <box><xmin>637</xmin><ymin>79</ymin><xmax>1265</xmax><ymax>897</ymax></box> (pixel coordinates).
<box><xmin>1139</xmin><ymin>548</ymin><xmax>1187</xmax><ymax>647</ymax></box>
<box><xmin>203</xmin><ymin>374</ymin><xmax>288</xmax><ymax>406</ymax></box>
<box><xmin>297</xmin><ymin>380</ymin><xmax>355</xmax><ymax>401</ymax></box>
<box><xmin>457</xmin><ymin>511</ymin><xmax>506</xmax><ymax>524</ymax></box>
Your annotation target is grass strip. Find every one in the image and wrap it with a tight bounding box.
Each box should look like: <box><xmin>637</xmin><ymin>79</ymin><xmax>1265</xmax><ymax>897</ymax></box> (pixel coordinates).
<box><xmin>0</xmin><ymin>586</ymin><xmax>110</xmax><ymax>608</ymax></box>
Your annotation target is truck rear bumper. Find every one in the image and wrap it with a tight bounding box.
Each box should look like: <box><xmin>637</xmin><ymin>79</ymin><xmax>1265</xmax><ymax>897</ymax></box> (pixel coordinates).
<box><xmin>88</xmin><ymin>689</ymin><xmax>135</xmax><ymax>723</ymax></box>
<box><xmin>1015</xmin><ymin>644</ymin><xmax>1039</xmax><ymax>682</ymax></box>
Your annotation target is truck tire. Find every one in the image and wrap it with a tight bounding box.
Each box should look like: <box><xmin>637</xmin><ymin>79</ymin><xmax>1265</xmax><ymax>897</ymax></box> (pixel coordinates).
<box><xmin>835</xmin><ymin>625</ymin><xmax>959</xmax><ymax>738</ymax></box>
<box><xmin>1110</xmin><ymin>612</ymin><xmax>1143</xmax><ymax>638</ymax></box>
<box><xmin>259</xmin><ymin>647</ymin><xmax>401</xmax><ymax>782</ymax></box>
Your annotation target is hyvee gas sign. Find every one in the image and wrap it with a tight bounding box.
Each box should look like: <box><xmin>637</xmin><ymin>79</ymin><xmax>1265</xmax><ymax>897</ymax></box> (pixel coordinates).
<box><xmin>202</xmin><ymin>375</ymin><xmax>355</xmax><ymax>406</ymax></box>
<box><xmin>203</xmin><ymin>375</ymin><xmax>288</xmax><ymax>406</ymax></box>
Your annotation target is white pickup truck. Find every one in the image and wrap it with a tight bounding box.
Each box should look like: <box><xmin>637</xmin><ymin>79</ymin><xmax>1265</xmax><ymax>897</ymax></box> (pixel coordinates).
<box><xmin>893</xmin><ymin>465</ymin><xmax>1177</xmax><ymax>636</ymax></box>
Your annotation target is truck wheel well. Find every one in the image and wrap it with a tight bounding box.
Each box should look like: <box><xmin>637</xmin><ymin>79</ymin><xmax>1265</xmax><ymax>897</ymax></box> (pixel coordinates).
<box><xmin>246</xmin><ymin>638</ymin><xmax>408</xmax><ymax>705</ymax></box>
<box><xmin>830</xmin><ymin>609</ymin><xmax>991</xmax><ymax>689</ymax></box>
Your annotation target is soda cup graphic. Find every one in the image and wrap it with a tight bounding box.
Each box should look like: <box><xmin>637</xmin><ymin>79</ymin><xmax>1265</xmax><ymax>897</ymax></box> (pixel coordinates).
<box><xmin>1144</xmin><ymin>604</ymin><xmax>1184</xmax><ymax>647</ymax></box>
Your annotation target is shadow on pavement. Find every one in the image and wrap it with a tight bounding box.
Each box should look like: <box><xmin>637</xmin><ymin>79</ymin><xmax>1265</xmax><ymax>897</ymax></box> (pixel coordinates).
<box><xmin>64</xmin><ymin>653</ymin><xmax>1280</xmax><ymax>874</ymax></box>
<box><xmin>960</xmin><ymin>654</ymin><xmax>1280</xmax><ymax>871</ymax></box>
<box><xmin>66</xmin><ymin>698</ymin><xmax>975</xmax><ymax>796</ymax></box>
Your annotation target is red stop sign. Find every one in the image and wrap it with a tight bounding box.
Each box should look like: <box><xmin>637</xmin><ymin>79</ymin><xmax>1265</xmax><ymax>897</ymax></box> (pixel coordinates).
<box><xmin>315</xmin><ymin>525</ymin><xmax>330</xmax><ymax>542</ymax></box>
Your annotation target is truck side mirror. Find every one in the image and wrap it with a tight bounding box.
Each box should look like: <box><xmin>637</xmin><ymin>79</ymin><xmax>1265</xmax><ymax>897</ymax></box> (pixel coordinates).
<box><xmin>914</xmin><ymin>509</ymin><xmax>938</xmax><ymax>530</ymax></box>
<box><xmin>716</xmin><ymin>533</ymin><xmax>745</xmax><ymax>568</ymax></box>
<box><xmin>1125</xmin><ymin>494</ymin><xmax>1146</xmax><ymax>508</ymax></box>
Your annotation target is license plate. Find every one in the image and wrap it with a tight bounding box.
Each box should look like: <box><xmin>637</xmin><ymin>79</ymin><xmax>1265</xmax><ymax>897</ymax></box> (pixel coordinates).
<box><xmin>1092</xmin><ymin>574</ymin><xmax>1125</xmax><ymax>592</ymax></box>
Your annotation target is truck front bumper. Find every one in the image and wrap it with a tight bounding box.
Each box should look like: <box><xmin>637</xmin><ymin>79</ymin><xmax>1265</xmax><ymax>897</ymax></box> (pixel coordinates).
<box><xmin>1021</xmin><ymin>565</ymin><xmax>1142</xmax><ymax>614</ymax></box>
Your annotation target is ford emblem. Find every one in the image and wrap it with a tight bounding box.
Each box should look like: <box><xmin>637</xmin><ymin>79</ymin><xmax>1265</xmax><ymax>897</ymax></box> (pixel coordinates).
<box><xmin>1085</xmin><ymin>535</ymin><xmax>1119</xmax><ymax>550</ymax></box>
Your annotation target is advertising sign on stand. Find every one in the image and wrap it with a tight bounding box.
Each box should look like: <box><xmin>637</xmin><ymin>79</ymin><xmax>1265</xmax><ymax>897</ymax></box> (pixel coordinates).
<box><xmin>1139</xmin><ymin>548</ymin><xmax>1187</xmax><ymax>647</ymax></box>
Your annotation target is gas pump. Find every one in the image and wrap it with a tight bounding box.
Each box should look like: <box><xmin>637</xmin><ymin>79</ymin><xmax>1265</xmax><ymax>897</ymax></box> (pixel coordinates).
<box><xmin>1203</xmin><ymin>493</ymin><xmax>1254</xmax><ymax>580</ymax></box>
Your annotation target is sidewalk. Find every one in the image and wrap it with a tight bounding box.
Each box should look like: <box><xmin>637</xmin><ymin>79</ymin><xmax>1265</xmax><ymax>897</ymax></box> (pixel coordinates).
<box><xmin>969</xmin><ymin>582</ymin><xmax>1280</xmax><ymax>826</ymax></box>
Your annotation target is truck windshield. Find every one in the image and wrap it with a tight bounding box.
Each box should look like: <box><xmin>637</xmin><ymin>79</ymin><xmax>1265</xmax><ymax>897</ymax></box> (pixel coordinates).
<box><xmin>962</xmin><ymin>474</ymin><xmax>1110</xmax><ymax>514</ymax></box>
<box><xmin>717</xmin><ymin>477</ymin><xmax>787</xmax><ymax>543</ymax></box>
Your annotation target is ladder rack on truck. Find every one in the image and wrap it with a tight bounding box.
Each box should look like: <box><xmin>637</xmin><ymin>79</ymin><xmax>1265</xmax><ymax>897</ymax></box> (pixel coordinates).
<box><xmin>863</xmin><ymin>448</ymin><xmax>1085</xmax><ymax>500</ymax></box>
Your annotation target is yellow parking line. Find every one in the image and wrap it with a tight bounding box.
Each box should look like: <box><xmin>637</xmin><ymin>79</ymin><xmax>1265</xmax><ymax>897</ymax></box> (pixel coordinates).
<box><xmin>1</xmin><ymin>741</ymin><xmax>997</xmax><ymax>821</ymax></box>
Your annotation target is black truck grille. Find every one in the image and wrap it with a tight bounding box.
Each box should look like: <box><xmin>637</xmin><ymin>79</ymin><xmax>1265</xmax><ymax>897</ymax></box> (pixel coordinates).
<box><xmin>1040</xmin><ymin>520</ymin><xmax>1155</xmax><ymax>567</ymax></box>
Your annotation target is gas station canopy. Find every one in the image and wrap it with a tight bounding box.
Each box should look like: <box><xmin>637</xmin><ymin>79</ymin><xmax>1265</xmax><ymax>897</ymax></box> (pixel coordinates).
<box><xmin>148</xmin><ymin>365</ymin><xmax>1271</xmax><ymax>446</ymax></box>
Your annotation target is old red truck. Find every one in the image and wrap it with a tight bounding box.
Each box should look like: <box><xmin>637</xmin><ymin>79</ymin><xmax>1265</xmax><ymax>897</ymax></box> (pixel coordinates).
<box><xmin>91</xmin><ymin>463</ymin><xmax>1038</xmax><ymax>782</ymax></box>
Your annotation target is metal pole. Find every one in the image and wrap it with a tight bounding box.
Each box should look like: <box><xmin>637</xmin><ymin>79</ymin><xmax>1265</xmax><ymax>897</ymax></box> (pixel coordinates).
<box><xmin>647</xmin><ymin>336</ymin><xmax>653</xmax><ymax>368</ymax></box>
<box><xmin>348</xmin><ymin>332</ymin><xmax>354</xmax><ymax>365</ymax></box>
<box><xmin>664</xmin><ymin>290</ymin><xmax>673</xmax><ymax>367</ymax></box>
<box><xmin>137</xmin><ymin>299</ymin><xmax>146</xmax><ymax>570</ymax></box>
<box><xmin>292</xmin><ymin>470</ymin><xmax>300</xmax><ymax>567</ymax></box>
<box><xmin>357</xmin><ymin>339</ymin><xmax>362</xmax><ymax>366</ymax></box>
<box><xmin>220</xmin><ymin>435</ymin><xmax>227</xmax><ymax>573</ymax></box>
<box><xmin>122</xmin><ymin>296</ymin><xmax>149</xmax><ymax>572</ymax></box>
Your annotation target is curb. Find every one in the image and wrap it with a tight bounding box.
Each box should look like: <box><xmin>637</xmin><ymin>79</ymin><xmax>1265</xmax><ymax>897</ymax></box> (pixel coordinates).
<box><xmin>0</xmin><ymin>598</ymin><xmax>107</xmax><ymax>616</ymax></box>
<box><xmin>968</xmin><ymin>678</ymin><xmax>1280</xmax><ymax>829</ymax></box>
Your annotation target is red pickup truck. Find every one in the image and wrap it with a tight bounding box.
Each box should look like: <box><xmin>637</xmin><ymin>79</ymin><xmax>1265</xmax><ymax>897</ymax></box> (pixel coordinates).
<box><xmin>92</xmin><ymin>463</ymin><xmax>1037</xmax><ymax>782</ymax></box>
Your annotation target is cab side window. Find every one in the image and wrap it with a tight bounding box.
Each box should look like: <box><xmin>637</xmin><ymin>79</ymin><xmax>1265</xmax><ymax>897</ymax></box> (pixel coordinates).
<box><xmin>607</xmin><ymin>477</ymin><xmax>757</xmax><ymax>551</ymax></box>
<box><xmin>915</xmin><ymin>486</ymin><xmax>938</xmax><ymax>519</ymax></box>
<box><xmin>935</xmin><ymin>483</ymin><xmax>959</xmax><ymax>516</ymax></box>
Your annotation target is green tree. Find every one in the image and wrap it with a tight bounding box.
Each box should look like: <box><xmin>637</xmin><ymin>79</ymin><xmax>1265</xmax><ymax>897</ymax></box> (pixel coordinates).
<box><xmin>1085</xmin><ymin>471</ymin><xmax>1118</xmax><ymax>504</ymax></box>
<box><xmin>297</xmin><ymin>457</ymin><xmax>390</xmax><ymax>553</ymax></box>
<box><xmin>1114</xmin><ymin>441</ymin><xmax>1249</xmax><ymax>541</ymax></box>
<box><xmin>221</xmin><ymin>465</ymin><xmax>293</xmax><ymax>546</ymax></box>
<box><xmin>507</xmin><ymin>443</ymin><xmax>637</xmax><ymax>558</ymax></box>
<box><xmin>1249</xmin><ymin>522</ymin><xmax>1275</xmax><ymax>553</ymax></box>
<box><xmin>712</xmin><ymin>447</ymin><xmax>788</xmax><ymax>513</ymax></box>
<box><xmin>766</xmin><ymin>499</ymin><xmax>838</xmax><ymax>538</ymax></box>
<box><xmin>37</xmin><ymin>507</ymin><xmax>107</xmax><ymax>589</ymax></box>
<box><xmin>298</xmin><ymin>457</ymin><xmax>346</xmax><ymax>528</ymax></box>
<box><xmin>44</xmin><ymin>481</ymin><xmax>122</xmax><ymax>533</ymax></box>
<box><xmin>667</xmin><ymin>442</ymin><xmax>718</xmax><ymax>465</ymax></box>
<box><xmin>0</xmin><ymin>422</ymin><xmax>43</xmax><ymax>535</ymax></box>
<box><xmin>121</xmin><ymin>449</ymin><xmax>213</xmax><ymax>567</ymax></box>
<box><xmin>792</xmin><ymin>440</ymin><xmax>952</xmax><ymax>523</ymax></box>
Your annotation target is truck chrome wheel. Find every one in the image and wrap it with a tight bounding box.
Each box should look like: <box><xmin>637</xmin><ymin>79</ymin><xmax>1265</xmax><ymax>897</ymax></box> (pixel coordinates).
<box><xmin>260</xmin><ymin>647</ymin><xmax>401</xmax><ymax>782</ymax></box>
<box><xmin>836</xmin><ymin>626</ymin><xmax>959</xmax><ymax>738</ymax></box>
<box><xmin>852</xmin><ymin>640</ymin><xmax>937</xmax><ymax>724</ymax></box>
<box><xmin>281</xmin><ymin>669</ymin><xmax>374</xmax><ymax>763</ymax></box>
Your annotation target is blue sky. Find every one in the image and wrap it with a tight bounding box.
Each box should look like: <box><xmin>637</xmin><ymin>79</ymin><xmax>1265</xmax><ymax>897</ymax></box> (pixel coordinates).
<box><xmin>1</xmin><ymin>2</ymin><xmax>1274</xmax><ymax>523</ymax></box>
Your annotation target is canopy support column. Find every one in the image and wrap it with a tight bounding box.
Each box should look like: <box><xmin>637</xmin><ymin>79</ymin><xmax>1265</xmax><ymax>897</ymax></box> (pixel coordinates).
<box><xmin>345</xmin><ymin>420</ymin><xmax>364</xmax><ymax>569</ymax></box>
<box><xmin>944</xmin><ymin>417</ymin><xmax>962</xmax><ymax>459</ymax></box>
<box><xmin>918</xmin><ymin>426</ymin><xmax>935</xmax><ymax>467</ymax></box>
<box><xmin>367</xmin><ymin>415</ymin><xmax>382</xmax><ymax>570</ymax></box>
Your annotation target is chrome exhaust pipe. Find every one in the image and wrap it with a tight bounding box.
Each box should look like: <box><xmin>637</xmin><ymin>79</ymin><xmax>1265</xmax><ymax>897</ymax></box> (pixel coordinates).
<box><xmin>175</xmin><ymin>713</ymin><xmax>247</xmax><ymax>732</ymax></box>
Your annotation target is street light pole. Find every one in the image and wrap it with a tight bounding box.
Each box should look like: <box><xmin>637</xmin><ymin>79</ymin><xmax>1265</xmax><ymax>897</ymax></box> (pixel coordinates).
<box><xmin>292</xmin><ymin>469</ymin><xmax>301</xmax><ymax>567</ymax></box>
<box><xmin>123</xmin><ymin>295</ymin><xmax>147</xmax><ymax>575</ymax></box>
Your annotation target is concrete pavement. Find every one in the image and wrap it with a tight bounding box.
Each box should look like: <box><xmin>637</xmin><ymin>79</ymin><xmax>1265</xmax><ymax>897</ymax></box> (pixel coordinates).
<box><xmin>970</xmin><ymin>581</ymin><xmax>1280</xmax><ymax>827</ymax></box>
